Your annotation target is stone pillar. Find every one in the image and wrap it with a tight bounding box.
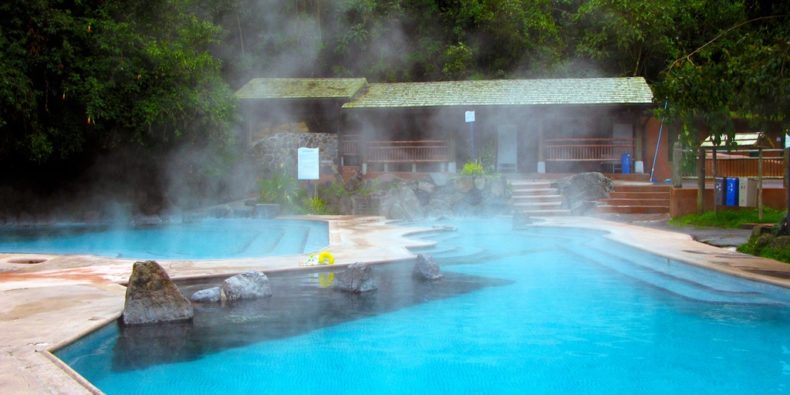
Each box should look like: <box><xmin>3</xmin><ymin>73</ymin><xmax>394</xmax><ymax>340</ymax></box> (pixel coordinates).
<box><xmin>672</xmin><ymin>141</ymin><xmax>683</xmax><ymax>188</ymax></box>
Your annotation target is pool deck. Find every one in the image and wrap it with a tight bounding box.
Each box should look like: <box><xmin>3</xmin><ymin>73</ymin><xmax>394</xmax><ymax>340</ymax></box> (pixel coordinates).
<box><xmin>1</xmin><ymin>215</ymin><xmax>789</xmax><ymax>394</ymax></box>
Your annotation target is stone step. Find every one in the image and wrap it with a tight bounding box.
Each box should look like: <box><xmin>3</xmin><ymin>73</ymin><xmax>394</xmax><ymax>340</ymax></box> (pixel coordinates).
<box><xmin>509</xmin><ymin>181</ymin><xmax>553</xmax><ymax>188</ymax></box>
<box><xmin>609</xmin><ymin>191</ymin><xmax>670</xmax><ymax>199</ymax></box>
<box><xmin>607</xmin><ymin>173</ymin><xmax>652</xmax><ymax>181</ymax></box>
<box><xmin>595</xmin><ymin>205</ymin><xmax>670</xmax><ymax>214</ymax></box>
<box><xmin>511</xmin><ymin>195</ymin><xmax>563</xmax><ymax>203</ymax></box>
<box><xmin>513</xmin><ymin>201</ymin><xmax>564</xmax><ymax>209</ymax></box>
<box><xmin>611</xmin><ymin>184</ymin><xmax>672</xmax><ymax>193</ymax></box>
<box><xmin>516</xmin><ymin>209</ymin><xmax>572</xmax><ymax>216</ymax></box>
<box><xmin>511</xmin><ymin>189</ymin><xmax>559</xmax><ymax>197</ymax></box>
<box><xmin>599</xmin><ymin>198</ymin><xmax>669</xmax><ymax>206</ymax></box>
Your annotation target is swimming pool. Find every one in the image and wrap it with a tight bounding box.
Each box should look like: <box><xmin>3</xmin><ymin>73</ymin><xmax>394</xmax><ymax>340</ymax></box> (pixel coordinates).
<box><xmin>56</xmin><ymin>218</ymin><xmax>790</xmax><ymax>394</ymax></box>
<box><xmin>0</xmin><ymin>218</ymin><xmax>328</xmax><ymax>259</ymax></box>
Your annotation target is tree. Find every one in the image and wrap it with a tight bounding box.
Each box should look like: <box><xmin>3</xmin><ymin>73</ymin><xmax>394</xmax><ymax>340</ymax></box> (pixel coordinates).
<box><xmin>0</xmin><ymin>0</ymin><xmax>236</xmax><ymax>167</ymax></box>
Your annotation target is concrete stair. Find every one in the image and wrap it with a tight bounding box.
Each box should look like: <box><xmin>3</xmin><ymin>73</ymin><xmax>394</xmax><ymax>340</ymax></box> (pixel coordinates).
<box><xmin>595</xmin><ymin>184</ymin><xmax>671</xmax><ymax>214</ymax></box>
<box><xmin>510</xmin><ymin>180</ymin><xmax>570</xmax><ymax>216</ymax></box>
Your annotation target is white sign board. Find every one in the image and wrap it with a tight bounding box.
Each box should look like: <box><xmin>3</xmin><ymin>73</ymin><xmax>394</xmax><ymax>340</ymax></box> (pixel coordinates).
<box><xmin>465</xmin><ymin>110</ymin><xmax>475</xmax><ymax>123</ymax></box>
<box><xmin>786</xmin><ymin>134</ymin><xmax>790</xmax><ymax>149</ymax></box>
<box><xmin>297</xmin><ymin>147</ymin><xmax>320</xmax><ymax>180</ymax></box>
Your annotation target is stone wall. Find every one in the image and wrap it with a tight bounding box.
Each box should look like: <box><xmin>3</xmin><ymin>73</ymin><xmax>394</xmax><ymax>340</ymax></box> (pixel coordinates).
<box><xmin>367</xmin><ymin>173</ymin><xmax>511</xmax><ymax>219</ymax></box>
<box><xmin>250</xmin><ymin>132</ymin><xmax>338</xmax><ymax>177</ymax></box>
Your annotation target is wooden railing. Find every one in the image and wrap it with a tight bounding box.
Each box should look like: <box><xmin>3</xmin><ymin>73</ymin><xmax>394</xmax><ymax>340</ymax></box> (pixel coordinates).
<box><xmin>362</xmin><ymin>140</ymin><xmax>450</xmax><ymax>163</ymax></box>
<box><xmin>704</xmin><ymin>149</ymin><xmax>784</xmax><ymax>177</ymax></box>
<box><xmin>545</xmin><ymin>138</ymin><xmax>634</xmax><ymax>162</ymax></box>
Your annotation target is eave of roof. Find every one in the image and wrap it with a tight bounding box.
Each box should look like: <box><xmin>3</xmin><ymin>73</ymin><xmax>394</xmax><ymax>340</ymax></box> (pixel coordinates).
<box><xmin>235</xmin><ymin>78</ymin><xmax>368</xmax><ymax>100</ymax></box>
<box><xmin>342</xmin><ymin>77</ymin><xmax>654</xmax><ymax>109</ymax></box>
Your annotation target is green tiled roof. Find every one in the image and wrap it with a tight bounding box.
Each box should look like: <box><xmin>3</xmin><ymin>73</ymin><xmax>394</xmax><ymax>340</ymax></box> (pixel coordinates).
<box><xmin>342</xmin><ymin>77</ymin><xmax>653</xmax><ymax>108</ymax></box>
<box><xmin>235</xmin><ymin>78</ymin><xmax>368</xmax><ymax>100</ymax></box>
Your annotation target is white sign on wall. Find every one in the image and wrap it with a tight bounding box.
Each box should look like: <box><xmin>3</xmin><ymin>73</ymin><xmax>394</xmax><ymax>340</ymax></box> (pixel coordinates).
<box><xmin>465</xmin><ymin>110</ymin><xmax>476</xmax><ymax>123</ymax></box>
<box><xmin>785</xmin><ymin>134</ymin><xmax>790</xmax><ymax>149</ymax></box>
<box><xmin>297</xmin><ymin>147</ymin><xmax>320</xmax><ymax>180</ymax></box>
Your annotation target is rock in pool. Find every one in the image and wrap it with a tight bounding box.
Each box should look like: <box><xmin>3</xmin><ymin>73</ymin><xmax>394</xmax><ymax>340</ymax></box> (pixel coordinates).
<box><xmin>413</xmin><ymin>254</ymin><xmax>443</xmax><ymax>281</ymax></box>
<box><xmin>221</xmin><ymin>271</ymin><xmax>273</xmax><ymax>302</ymax></box>
<box><xmin>122</xmin><ymin>260</ymin><xmax>194</xmax><ymax>325</ymax></box>
<box><xmin>334</xmin><ymin>262</ymin><xmax>377</xmax><ymax>293</ymax></box>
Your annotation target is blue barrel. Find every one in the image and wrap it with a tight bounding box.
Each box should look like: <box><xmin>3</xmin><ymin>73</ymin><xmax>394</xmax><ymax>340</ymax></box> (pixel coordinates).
<box><xmin>725</xmin><ymin>177</ymin><xmax>739</xmax><ymax>206</ymax></box>
<box><xmin>620</xmin><ymin>153</ymin><xmax>632</xmax><ymax>174</ymax></box>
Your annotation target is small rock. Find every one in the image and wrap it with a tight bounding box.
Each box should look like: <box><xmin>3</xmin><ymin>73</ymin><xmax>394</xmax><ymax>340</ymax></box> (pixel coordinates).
<box><xmin>413</xmin><ymin>254</ymin><xmax>443</xmax><ymax>281</ymax></box>
<box><xmin>454</xmin><ymin>176</ymin><xmax>474</xmax><ymax>193</ymax></box>
<box><xmin>221</xmin><ymin>271</ymin><xmax>273</xmax><ymax>302</ymax></box>
<box><xmin>474</xmin><ymin>176</ymin><xmax>486</xmax><ymax>190</ymax></box>
<box><xmin>417</xmin><ymin>181</ymin><xmax>436</xmax><ymax>194</ymax></box>
<box><xmin>489</xmin><ymin>176</ymin><xmax>507</xmax><ymax>198</ymax></box>
<box><xmin>190</xmin><ymin>287</ymin><xmax>221</xmax><ymax>303</ymax></box>
<box><xmin>212</xmin><ymin>205</ymin><xmax>233</xmax><ymax>218</ymax></box>
<box><xmin>430</xmin><ymin>172</ymin><xmax>449</xmax><ymax>187</ymax></box>
<box><xmin>122</xmin><ymin>261</ymin><xmax>193</xmax><ymax>325</ymax></box>
<box><xmin>334</xmin><ymin>263</ymin><xmax>377</xmax><ymax>293</ymax></box>
<box><xmin>254</xmin><ymin>204</ymin><xmax>281</xmax><ymax>219</ymax></box>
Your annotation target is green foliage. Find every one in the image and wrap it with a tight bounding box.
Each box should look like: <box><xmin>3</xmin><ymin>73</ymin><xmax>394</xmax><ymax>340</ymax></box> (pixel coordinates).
<box><xmin>460</xmin><ymin>161</ymin><xmax>485</xmax><ymax>176</ymax></box>
<box><xmin>738</xmin><ymin>217</ymin><xmax>790</xmax><ymax>264</ymax></box>
<box><xmin>258</xmin><ymin>172</ymin><xmax>303</xmax><ymax>210</ymax></box>
<box><xmin>0</xmin><ymin>0</ymin><xmax>236</xmax><ymax>165</ymax></box>
<box><xmin>669</xmin><ymin>208</ymin><xmax>785</xmax><ymax>229</ymax></box>
<box><xmin>304</xmin><ymin>196</ymin><xmax>329</xmax><ymax>215</ymax></box>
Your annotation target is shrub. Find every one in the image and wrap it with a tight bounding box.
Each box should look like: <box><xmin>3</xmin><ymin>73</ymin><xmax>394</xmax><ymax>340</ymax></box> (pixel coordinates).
<box><xmin>258</xmin><ymin>172</ymin><xmax>304</xmax><ymax>210</ymax></box>
<box><xmin>304</xmin><ymin>196</ymin><xmax>329</xmax><ymax>215</ymax></box>
<box><xmin>460</xmin><ymin>161</ymin><xmax>485</xmax><ymax>176</ymax></box>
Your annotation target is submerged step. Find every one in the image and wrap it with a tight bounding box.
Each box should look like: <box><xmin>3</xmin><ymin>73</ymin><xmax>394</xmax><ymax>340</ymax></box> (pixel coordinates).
<box><xmin>578</xmin><ymin>239</ymin><xmax>787</xmax><ymax>305</ymax></box>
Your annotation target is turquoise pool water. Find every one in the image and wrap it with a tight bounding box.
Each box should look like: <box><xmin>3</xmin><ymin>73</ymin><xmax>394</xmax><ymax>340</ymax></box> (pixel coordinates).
<box><xmin>56</xmin><ymin>218</ymin><xmax>790</xmax><ymax>394</ymax></box>
<box><xmin>0</xmin><ymin>218</ymin><xmax>327</xmax><ymax>259</ymax></box>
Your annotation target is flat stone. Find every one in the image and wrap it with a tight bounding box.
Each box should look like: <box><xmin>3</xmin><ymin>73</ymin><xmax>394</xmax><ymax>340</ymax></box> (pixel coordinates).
<box><xmin>190</xmin><ymin>287</ymin><xmax>221</xmax><ymax>303</ymax></box>
<box><xmin>221</xmin><ymin>271</ymin><xmax>272</xmax><ymax>302</ymax></box>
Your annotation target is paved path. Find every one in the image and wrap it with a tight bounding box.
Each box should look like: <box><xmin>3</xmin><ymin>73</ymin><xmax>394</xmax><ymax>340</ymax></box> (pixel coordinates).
<box><xmin>1</xmin><ymin>215</ymin><xmax>788</xmax><ymax>394</ymax></box>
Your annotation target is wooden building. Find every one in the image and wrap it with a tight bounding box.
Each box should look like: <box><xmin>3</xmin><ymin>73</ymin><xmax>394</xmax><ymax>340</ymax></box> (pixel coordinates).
<box><xmin>235</xmin><ymin>77</ymin><xmax>661</xmax><ymax>179</ymax></box>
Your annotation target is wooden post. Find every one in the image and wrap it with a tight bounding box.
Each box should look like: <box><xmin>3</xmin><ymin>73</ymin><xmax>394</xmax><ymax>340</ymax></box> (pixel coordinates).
<box><xmin>758</xmin><ymin>147</ymin><xmax>764</xmax><ymax>221</ymax></box>
<box><xmin>712</xmin><ymin>146</ymin><xmax>718</xmax><ymax>214</ymax></box>
<box><xmin>697</xmin><ymin>146</ymin><xmax>705</xmax><ymax>214</ymax></box>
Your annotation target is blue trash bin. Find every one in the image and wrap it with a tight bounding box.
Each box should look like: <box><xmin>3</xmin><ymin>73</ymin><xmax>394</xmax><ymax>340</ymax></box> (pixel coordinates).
<box><xmin>620</xmin><ymin>153</ymin><xmax>632</xmax><ymax>174</ymax></box>
<box><xmin>725</xmin><ymin>177</ymin><xmax>739</xmax><ymax>206</ymax></box>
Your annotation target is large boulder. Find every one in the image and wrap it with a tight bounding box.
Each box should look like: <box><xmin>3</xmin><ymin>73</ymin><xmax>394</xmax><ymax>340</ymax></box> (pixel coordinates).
<box><xmin>221</xmin><ymin>271</ymin><xmax>273</xmax><ymax>302</ymax></box>
<box><xmin>334</xmin><ymin>263</ymin><xmax>377</xmax><ymax>293</ymax></box>
<box><xmin>190</xmin><ymin>287</ymin><xmax>221</xmax><ymax>304</ymax></box>
<box><xmin>553</xmin><ymin>172</ymin><xmax>614</xmax><ymax>214</ymax></box>
<box><xmin>413</xmin><ymin>254</ymin><xmax>443</xmax><ymax>281</ymax></box>
<box><xmin>379</xmin><ymin>185</ymin><xmax>423</xmax><ymax>220</ymax></box>
<box><xmin>122</xmin><ymin>261</ymin><xmax>193</xmax><ymax>325</ymax></box>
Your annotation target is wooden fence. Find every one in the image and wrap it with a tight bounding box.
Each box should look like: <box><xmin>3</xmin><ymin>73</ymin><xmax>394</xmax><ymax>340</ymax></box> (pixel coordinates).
<box><xmin>544</xmin><ymin>138</ymin><xmax>633</xmax><ymax>162</ymax></box>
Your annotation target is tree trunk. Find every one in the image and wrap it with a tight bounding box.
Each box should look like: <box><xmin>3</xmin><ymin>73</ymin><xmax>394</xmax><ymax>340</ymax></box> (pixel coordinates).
<box><xmin>712</xmin><ymin>147</ymin><xmax>718</xmax><ymax>214</ymax></box>
<box><xmin>785</xmin><ymin>147</ymin><xmax>790</xmax><ymax>228</ymax></box>
<box><xmin>697</xmin><ymin>146</ymin><xmax>705</xmax><ymax>214</ymax></box>
<box><xmin>758</xmin><ymin>147</ymin><xmax>763</xmax><ymax>221</ymax></box>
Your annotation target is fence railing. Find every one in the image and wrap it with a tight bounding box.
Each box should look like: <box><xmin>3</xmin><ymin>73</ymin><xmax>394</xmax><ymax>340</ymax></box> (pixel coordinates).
<box><xmin>365</xmin><ymin>140</ymin><xmax>450</xmax><ymax>163</ymax></box>
<box><xmin>544</xmin><ymin>137</ymin><xmax>634</xmax><ymax>162</ymax></box>
<box><xmin>340</xmin><ymin>138</ymin><xmax>451</xmax><ymax>164</ymax></box>
<box><xmin>678</xmin><ymin>147</ymin><xmax>785</xmax><ymax>178</ymax></box>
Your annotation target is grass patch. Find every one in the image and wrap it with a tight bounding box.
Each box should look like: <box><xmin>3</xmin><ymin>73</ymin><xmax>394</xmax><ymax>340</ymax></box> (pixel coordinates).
<box><xmin>669</xmin><ymin>208</ymin><xmax>785</xmax><ymax>229</ymax></box>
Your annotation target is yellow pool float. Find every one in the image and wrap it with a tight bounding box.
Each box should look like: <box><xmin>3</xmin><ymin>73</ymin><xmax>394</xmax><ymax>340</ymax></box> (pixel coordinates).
<box><xmin>318</xmin><ymin>251</ymin><xmax>335</xmax><ymax>265</ymax></box>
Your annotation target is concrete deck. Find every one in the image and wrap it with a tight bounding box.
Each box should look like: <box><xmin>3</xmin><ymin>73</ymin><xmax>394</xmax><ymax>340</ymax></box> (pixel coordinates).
<box><xmin>1</xmin><ymin>215</ymin><xmax>789</xmax><ymax>394</ymax></box>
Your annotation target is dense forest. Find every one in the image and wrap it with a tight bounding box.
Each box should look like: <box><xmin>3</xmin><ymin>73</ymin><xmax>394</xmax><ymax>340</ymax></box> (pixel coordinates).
<box><xmin>0</xmin><ymin>0</ymin><xmax>787</xmax><ymax>217</ymax></box>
